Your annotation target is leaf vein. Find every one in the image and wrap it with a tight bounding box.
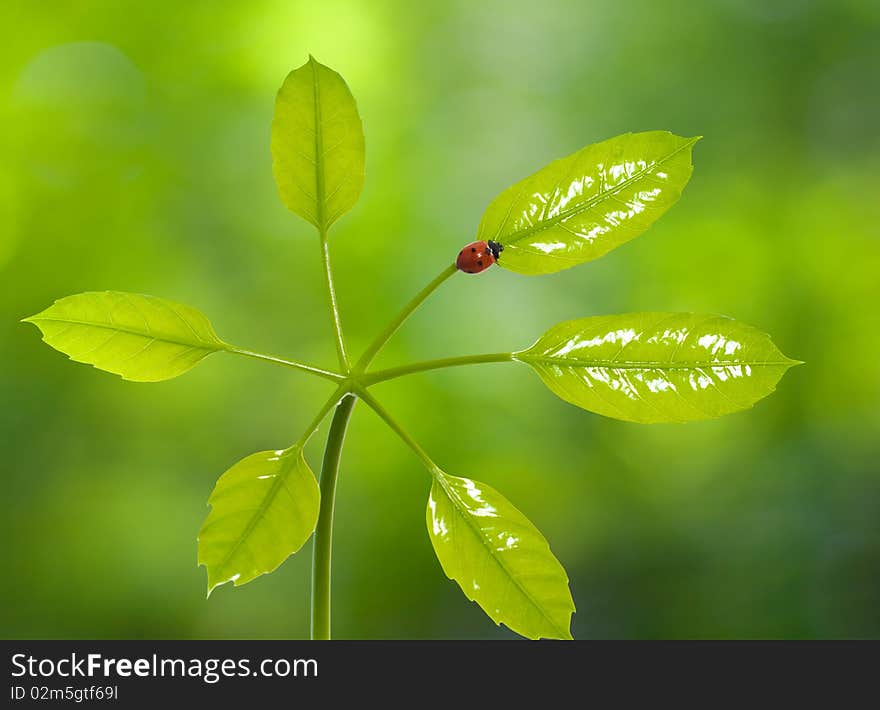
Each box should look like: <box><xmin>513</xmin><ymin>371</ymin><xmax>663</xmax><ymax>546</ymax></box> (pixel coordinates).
<box><xmin>503</xmin><ymin>136</ymin><xmax>697</xmax><ymax>245</ymax></box>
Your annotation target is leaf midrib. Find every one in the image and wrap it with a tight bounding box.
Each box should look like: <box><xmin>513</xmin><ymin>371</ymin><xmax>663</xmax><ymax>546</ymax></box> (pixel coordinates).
<box><xmin>311</xmin><ymin>58</ymin><xmax>327</xmax><ymax>231</ymax></box>
<box><xmin>210</xmin><ymin>451</ymin><xmax>296</xmax><ymax>580</ymax></box>
<box><xmin>435</xmin><ymin>473</ymin><xmax>570</xmax><ymax>639</ymax></box>
<box><xmin>27</xmin><ymin>316</ymin><xmax>224</xmax><ymax>351</ymax></box>
<box><xmin>502</xmin><ymin>135</ymin><xmax>699</xmax><ymax>246</ymax></box>
<box><xmin>515</xmin><ymin>354</ymin><xmax>793</xmax><ymax>370</ymax></box>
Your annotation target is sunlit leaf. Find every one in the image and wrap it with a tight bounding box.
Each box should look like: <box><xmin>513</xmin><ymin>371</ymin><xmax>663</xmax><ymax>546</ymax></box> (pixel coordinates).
<box><xmin>478</xmin><ymin>131</ymin><xmax>700</xmax><ymax>275</ymax></box>
<box><xmin>198</xmin><ymin>446</ymin><xmax>320</xmax><ymax>594</ymax></box>
<box><xmin>427</xmin><ymin>469</ymin><xmax>574</xmax><ymax>640</ymax></box>
<box><xmin>23</xmin><ymin>291</ymin><xmax>228</xmax><ymax>382</ymax></box>
<box><xmin>515</xmin><ymin>312</ymin><xmax>800</xmax><ymax>423</ymax></box>
<box><xmin>271</xmin><ymin>56</ymin><xmax>365</xmax><ymax>231</ymax></box>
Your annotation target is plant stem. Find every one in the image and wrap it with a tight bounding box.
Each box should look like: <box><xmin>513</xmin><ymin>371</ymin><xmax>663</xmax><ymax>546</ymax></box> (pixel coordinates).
<box><xmin>357</xmin><ymin>389</ymin><xmax>438</xmax><ymax>474</ymax></box>
<box><xmin>311</xmin><ymin>393</ymin><xmax>357</xmax><ymax>640</ymax></box>
<box><xmin>362</xmin><ymin>352</ymin><xmax>514</xmax><ymax>386</ymax></box>
<box><xmin>226</xmin><ymin>347</ymin><xmax>344</xmax><ymax>382</ymax></box>
<box><xmin>320</xmin><ymin>232</ymin><xmax>350</xmax><ymax>371</ymax></box>
<box><xmin>353</xmin><ymin>263</ymin><xmax>458</xmax><ymax>373</ymax></box>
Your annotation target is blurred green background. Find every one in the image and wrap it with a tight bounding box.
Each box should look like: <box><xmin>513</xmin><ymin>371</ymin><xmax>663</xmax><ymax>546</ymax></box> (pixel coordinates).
<box><xmin>1</xmin><ymin>0</ymin><xmax>878</xmax><ymax>640</ymax></box>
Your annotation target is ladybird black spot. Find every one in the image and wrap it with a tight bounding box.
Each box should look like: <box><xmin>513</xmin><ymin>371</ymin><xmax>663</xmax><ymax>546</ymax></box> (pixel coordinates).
<box><xmin>471</xmin><ymin>247</ymin><xmax>476</xmax><ymax>253</ymax></box>
<box><xmin>477</xmin><ymin>260</ymin><xmax>483</xmax><ymax>267</ymax></box>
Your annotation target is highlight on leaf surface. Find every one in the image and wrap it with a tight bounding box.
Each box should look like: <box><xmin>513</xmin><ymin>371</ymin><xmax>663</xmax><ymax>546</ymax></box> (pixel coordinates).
<box><xmin>198</xmin><ymin>446</ymin><xmax>320</xmax><ymax>594</ymax></box>
<box><xmin>22</xmin><ymin>291</ymin><xmax>229</xmax><ymax>382</ymax></box>
<box><xmin>271</xmin><ymin>56</ymin><xmax>365</xmax><ymax>231</ymax></box>
<box><xmin>478</xmin><ymin>131</ymin><xmax>700</xmax><ymax>275</ymax></box>
<box><xmin>427</xmin><ymin>470</ymin><xmax>574</xmax><ymax>640</ymax></box>
<box><xmin>515</xmin><ymin>312</ymin><xmax>801</xmax><ymax>423</ymax></box>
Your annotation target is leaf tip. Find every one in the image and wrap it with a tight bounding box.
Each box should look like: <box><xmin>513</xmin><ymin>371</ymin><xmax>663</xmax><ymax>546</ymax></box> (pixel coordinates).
<box><xmin>550</xmin><ymin>612</ymin><xmax>575</xmax><ymax>641</ymax></box>
<box><xmin>203</xmin><ymin>568</ymin><xmax>228</xmax><ymax>599</ymax></box>
<box><xmin>519</xmin><ymin>621</ymin><xmax>573</xmax><ymax>641</ymax></box>
<box><xmin>198</xmin><ymin>550</ymin><xmax>222</xmax><ymax>598</ymax></box>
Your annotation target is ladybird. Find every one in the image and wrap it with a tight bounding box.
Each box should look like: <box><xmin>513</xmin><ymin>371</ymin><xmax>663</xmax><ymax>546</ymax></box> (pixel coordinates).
<box><xmin>456</xmin><ymin>240</ymin><xmax>503</xmax><ymax>274</ymax></box>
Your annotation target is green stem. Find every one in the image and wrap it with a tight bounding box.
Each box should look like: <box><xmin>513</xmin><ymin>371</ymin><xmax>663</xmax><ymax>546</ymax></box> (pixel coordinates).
<box><xmin>362</xmin><ymin>352</ymin><xmax>514</xmax><ymax>386</ymax></box>
<box><xmin>353</xmin><ymin>263</ymin><xmax>457</xmax><ymax>373</ymax></box>
<box><xmin>320</xmin><ymin>233</ymin><xmax>350</xmax><ymax>371</ymax></box>
<box><xmin>311</xmin><ymin>393</ymin><xmax>357</xmax><ymax>639</ymax></box>
<box><xmin>357</xmin><ymin>389</ymin><xmax>438</xmax><ymax>474</ymax></box>
<box><xmin>226</xmin><ymin>347</ymin><xmax>344</xmax><ymax>382</ymax></box>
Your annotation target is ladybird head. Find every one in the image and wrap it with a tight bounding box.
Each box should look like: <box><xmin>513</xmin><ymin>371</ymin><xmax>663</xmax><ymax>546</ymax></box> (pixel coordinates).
<box><xmin>486</xmin><ymin>240</ymin><xmax>504</xmax><ymax>260</ymax></box>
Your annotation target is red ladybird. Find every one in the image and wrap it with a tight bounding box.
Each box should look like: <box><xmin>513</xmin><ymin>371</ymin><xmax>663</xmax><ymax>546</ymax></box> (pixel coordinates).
<box><xmin>456</xmin><ymin>240</ymin><xmax>503</xmax><ymax>274</ymax></box>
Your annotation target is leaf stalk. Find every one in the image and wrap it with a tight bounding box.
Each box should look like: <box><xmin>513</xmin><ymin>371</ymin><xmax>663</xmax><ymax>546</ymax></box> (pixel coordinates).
<box><xmin>226</xmin><ymin>347</ymin><xmax>345</xmax><ymax>382</ymax></box>
<box><xmin>352</xmin><ymin>263</ymin><xmax>458</xmax><ymax>374</ymax></box>
<box><xmin>357</xmin><ymin>388</ymin><xmax>440</xmax><ymax>476</ymax></box>
<box><xmin>362</xmin><ymin>352</ymin><xmax>514</xmax><ymax>385</ymax></box>
<box><xmin>319</xmin><ymin>233</ymin><xmax>351</xmax><ymax>371</ymax></box>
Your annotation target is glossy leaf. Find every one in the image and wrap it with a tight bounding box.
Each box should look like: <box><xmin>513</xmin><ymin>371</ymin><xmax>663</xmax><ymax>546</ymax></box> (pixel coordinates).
<box><xmin>271</xmin><ymin>56</ymin><xmax>365</xmax><ymax>231</ymax></box>
<box><xmin>478</xmin><ymin>131</ymin><xmax>700</xmax><ymax>275</ymax></box>
<box><xmin>515</xmin><ymin>313</ymin><xmax>800</xmax><ymax>423</ymax></box>
<box><xmin>23</xmin><ymin>291</ymin><xmax>228</xmax><ymax>382</ymax></box>
<box><xmin>427</xmin><ymin>470</ymin><xmax>574</xmax><ymax>640</ymax></box>
<box><xmin>198</xmin><ymin>446</ymin><xmax>320</xmax><ymax>594</ymax></box>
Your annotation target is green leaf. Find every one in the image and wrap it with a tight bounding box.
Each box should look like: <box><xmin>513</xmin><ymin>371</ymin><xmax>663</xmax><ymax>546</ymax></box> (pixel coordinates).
<box><xmin>477</xmin><ymin>131</ymin><xmax>700</xmax><ymax>275</ymax></box>
<box><xmin>198</xmin><ymin>446</ymin><xmax>320</xmax><ymax>594</ymax></box>
<box><xmin>515</xmin><ymin>313</ymin><xmax>800</xmax><ymax>423</ymax></box>
<box><xmin>427</xmin><ymin>470</ymin><xmax>574</xmax><ymax>640</ymax></box>
<box><xmin>23</xmin><ymin>291</ymin><xmax>229</xmax><ymax>382</ymax></box>
<box><xmin>271</xmin><ymin>56</ymin><xmax>365</xmax><ymax>231</ymax></box>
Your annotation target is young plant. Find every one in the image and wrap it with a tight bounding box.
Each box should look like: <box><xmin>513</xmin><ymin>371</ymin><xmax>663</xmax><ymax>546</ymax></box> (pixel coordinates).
<box><xmin>23</xmin><ymin>57</ymin><xmax>799</xmax><ymax>640</ymax></box>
